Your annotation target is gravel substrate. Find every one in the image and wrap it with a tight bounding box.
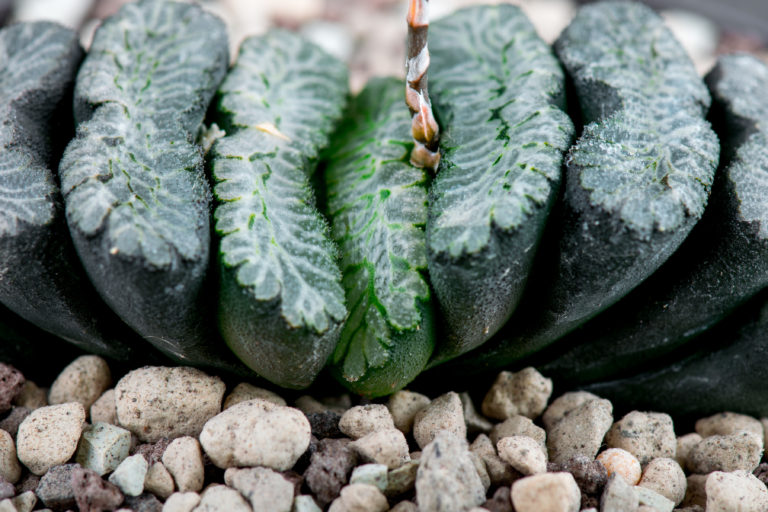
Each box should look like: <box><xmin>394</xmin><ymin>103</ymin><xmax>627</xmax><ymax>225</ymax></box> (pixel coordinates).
<box><xmin>1</xmin><ymin>358</ymin><xmax>767</xmax><ymax>511</ymax></box>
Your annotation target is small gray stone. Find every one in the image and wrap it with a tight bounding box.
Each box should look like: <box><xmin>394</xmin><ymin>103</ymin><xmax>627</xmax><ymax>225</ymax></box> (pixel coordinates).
<box><xmin>459</xmin><ymin>393</ymin><xmax>493</xmax><ymax>435</ymax></box>
<box><xmin>293</xmin><ymin>495</ymin><xmax>322</xmax><ymax>512</ymax></box>
<box><xmin>635</xmin><ymin>486</ymin><xmax>674</xmax><ymax>512</ymax></box>
<box><xmin>469</xmin><ymin>434</ymin><xmax>517</xmax><ymax>487</ymax></box>
<box><xmin>144</xmin><ymin>462</ymin><xmax>174</xmax><ymax>500</ymax></box>
<box><xmin>416</xmin><ymin>431</ymin><xmax>485</xmax><ymax>512</ymax></box>
<box><xmin>601</xmin><ymin>474</ymin><xmax>639</xmax><ymax>512</ymax></box>
<box><xmin>349</xmin><ymin>464</ymin><xmax>388</xmax><ymax>492</ymax></box>
<box><xmin>76</xmin><ymin>422</ymin><xmax>132</xmax><ymax>475</ymax></box>
<box><xmin>199</xmin><ymin>399</ymin><xmax>310</xmax><ymax>470</ymax></box>
<box><xmin>162</xmin><ymin>492</ymin><xmax>200</xmax><ymax>512</ymax></box>
<box><xmin>351</xmin><ymin>428</ymin><xmax>410</xmax><ymax>470</ymax></box>
<box><xmin>48</xmin><ymin>356</ymin><xmax>111</xmax><ymax>412</ymax></box>
<box><xmin>605</xmin><ymin>411</ymin><xmax>676</xmax><ymax>466</ymax></box>
<box><xmin>542</xmin><ymin>391</ymin><xmax>601</xmax><ymax>431</ymax></box>
<box><xmin>546</xmin><ymin>398</ymin><xmax>613</xmax><ymax>464</ymax></box>
<box><xmin>339</xmin><ymin>405</ymin><xmax>394</xmax><ymax>440</ymax></box>
<box><xmin>16</xmin><ymin>403</ymin><xmax>85</xmax><ymax>475</ymax></box>
<box><xmin>306</xmin><ymin>411</ymin><xmax>343</xmax><ymax>439</ymax></box>
<box><xmin>706</xmin><ymin>470</ymin><xmax>768</xmax><ymax>512</ymax></box>
<box><xmin>482</xmin><ymin>368</ymin><xmax>553</xmax><ymax>421</ymax></box>
<box><xmin>304</xmin><ymin>438</ymin><xmax>358</xmax><ymax>507</ymax></box>
<box><xmin>35</xmin><ymin>464</ymin><xmax>79</xmax><ymax>509</ymax></box>
<box><xmin>162</xmin><ymin>437</ymin><xmax>203</xmax><ymax>493</ymax></box>
<box><xmin>115</xmin><ymin>367</ymin><xmax>225</xmax><ymax>442</ymax></box>
<box><xmin>193</xmin><ymin>485</ymin><xmax>250</xmax><ymax>512</ymax></box>
<box><xmin>223</xmin><ymin>382</ymin><xmax>286</xmax><ymax>410</ymax></box>
<box><xmin>385</xmin><ymin>459</ymin><xmax>419</xmax><ymax>498</ymax></box>
<box><xmin>489</xmin><ymin>416</ymin><xmax>546</xmax><ymax>452</ymax></box>
<box><xmin>0</xmin><ymin>430</ymin><xmax>20</xmax><ymax>483</ymax></box>
<box><xmin>225</xmin><ymin>466</ymin><xmax>294</xmax><ymax>512</ymax></box>
<box><xmin>696</xmin><ymin>412</ymin><xmax>764</xmax><ymax>444</ymax></box>
<box><xmin>387</xmin><ymin>391</ymin><xmax>430</xmax><ymax>434</ymax></box>
<box><xmin>327</xmin><ymin>483</ymin><xmax>388</xmax><ymax>512</ymax></box>
<box><xmin>687</xmin><ymin>431</ymin><xmax>763</xmax><ymax>473</ymax></box>
<box><xmin>109</xmin><ymin>454</ymin><xmax>148</xmax><ymax>497</ymax></box>
<box><xmin>497</xmin><ymin>435</ymin><xmax>547</xmax><ymax>475</ymax></box>
<box><xmin>638</xmin><ymin>457</ymin><xmax>686</xmax><ymax>506</ymax></box>
<box><xmin>676</xmin><ymin>433</ymin><xmax>702</xmax><ymax>469</ymax></box>
<box><xmin>413</xmin><ymin>392</ymin><xmax>466</xmax><ymax>449</ymax></box>
<box><xmin>90</xmin><ymin>389</ymin><xmax>117</xmax><ymax>425</ymax></box>
<box><xmin>13</xmin><ymin>381</ymin><xmax>46</xmax><ymax>410</ymax></box>
<box><xmin>511</xmin><ymin>472</ymin><xmax>580</xmax><ymax>512</ymax></box>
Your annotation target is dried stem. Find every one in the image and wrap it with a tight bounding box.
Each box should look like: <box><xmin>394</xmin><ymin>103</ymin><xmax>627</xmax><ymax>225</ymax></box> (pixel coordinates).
<box><xmin>406</xmin><ymin>0</ymin><xmax>440</xmax><ymax>172</ymax></box>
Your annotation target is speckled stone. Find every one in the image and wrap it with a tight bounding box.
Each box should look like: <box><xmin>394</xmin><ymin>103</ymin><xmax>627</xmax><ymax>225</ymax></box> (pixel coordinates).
<box><xmin>0</xmin><ymin>364</ymin><xmax>25</xmax><ymax>414</ymax></box>
<box><xmin>687</xmin><ymin>431</ymin><xmax>763</xmax><ymax>473</ymax></box>
<box><xmin>605</xmin><ymin>411</ymin><xmax>676</xmax><ymax>466</ymax></box>
<box><xmin>143</xmin><ymin>462</ymin><xmax>174</xmax><ymax>500</ymax></box>
<box><xmin>162</xmin><ymin>437</ymin><xmax>203</xmax><ymax>493</ymax></box>
<box><xmin>115</xmin><ymin>366</ymin><xmax>225</xmax><ymax>442</ymax></box>
<box><xmin>482</xmin><ymin>368</ymin><xmax>553</xmax><ymax>421</ymax></box>
<box><xmin>696</xmin><ymin>412</ymin><xmax>764</xmax><ymax>443</ymax></box>
<box><xmin>638</xmin><ymin>457</ymin><xmax>686</xmax><ymax>505</ymax></box>
<box><xmin>497</xmin><ymin>435</ymin><xmax>547</xmax><ymax>475</ymax></box>
<box><xmin>676</xmin><ymin>433</ymin><xmax>702</xmax><ymax>469</ymax></box>
<box><xmin>16</xmin><ymin>403</ymin><xmax>85</xmax><ymax>475</ymax></box>
<box><xmin>349</xmin><ymin>464</ymin><xmax>388</xmax><ymax>492</ymax></box>
<box><xmin>490</xmin><ymin>415</ymin><xmax>546</xmax><ymax>451</ymax></box>
<box><xmin>223</xmin><ymin>382</ymin><xmax>286</xmax><ymax>410</ymax></box>
<box><xmin>200</xmin><ymin>399</ymin><xmax>310</xmax><ymax>471</ymax></box>
<box><xmin>470</xmin><ymin>434</ymin><xmax>517</xmax><ymax>487</ymax></box>
<box><xmin>0</xmin><ymin>430</ymin><xmax>19</xmax><ymax>483</ymax></box>
<box><xmin>35</xmin><ymin>464</ymin><xmax>79</xmax><ymax>510</ymax></box>
<box><xmin>413</xmin><ymin>392</ymin><xmax>466</xmax><ymax>449</ymax></box>
<box><xmin>339</xmin><ymin>405</ymin><xmax>395</xmax><ymax>440</ymax></box>
<box><xmin>76</xmin><ymin>422</ymin><xmax>132</xmax><ymax>475</ymax></box>
<box><xmin>706</xmin><ymin>471</ymin><xmax>768</xmax><ymax>512</ymax></box>
<box><xmin>327</xmin><ymin>483</ymin><xmax>388</xmax><ymax>512</ymax></box>
<box><xmin>72</xmin><ymin>467</ymin><xmax>124</xmax><ymax>512</ymax></box>
<box><xmin>224</xmin><ymin>466</ymin><xmax>294</xmax><ymax>512</ymax></box>
<box><xmin>90</xmin><ymin>389</ymin><xmax>117</xmax><ymax>425</ymax></box>
<box><xmin>460</xmin><ymin>392</ymin><xmax>493</xmax><ymax>435</ymax></box>
<box><xmin>194</xmin><ymin>484</ymin><xmax>250</xmax><ymax>512</ymax></box>
<box><xmin>48</xmin><ymin>356</ymin><xmax>111</xmax><ymax>412</ymax></box>
<box><xmin>351</xmin><ymin>428</ymin><xmax>410</xmax><ymax>470</ymax></box>
<box><xmin>547</xmin><ymin>399</ymin><xmax>613</xmax><ymax>464</ymax></box>
<box><xmin>304</xmin><ymin>438</ymin><xmax>358</xmax><ymax>507</ymax></box>
<box><xmin>511</xmin><ymin>472</ymin><xmax>580</xmax><ymax>512</ymax></box>
<box><xmin>542</xmin><ymin>392</ymin><xmax>601</xmax><ymax>431</ymax></box>
<box><xmin>386</xmin><ymin>391</ymin><xmax>430</xmax><ymax>434</ymax></box>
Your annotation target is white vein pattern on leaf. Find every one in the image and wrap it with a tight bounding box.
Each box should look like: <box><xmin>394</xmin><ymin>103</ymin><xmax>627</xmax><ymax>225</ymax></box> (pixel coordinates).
<box><xmin>60</xmin><ymin>0</ymin><xmax>227</xmax><ymax>268</ymax></box>
<box><xmin>212</xmin><ymin>30</ymin><xmax>347</xmax><ymax>333</ymax></box>
<box><xmin>712</xmin><ymin>54</ymin><xmax>768</xmax><ymax>130</ymax></box>
<box><xmin>325</xmin><ymin>79</ymin><xmax>430</xmax><ymax>380</ymax></box>
<box><xmin>428</xmin><ymin>5</ymin><xmax>573</xmax><ymax>258</ymax></box>
<box><xmin>730</xmin><ymin>132</ymin><xmax>768</xmax><ymax>239</ymax></box>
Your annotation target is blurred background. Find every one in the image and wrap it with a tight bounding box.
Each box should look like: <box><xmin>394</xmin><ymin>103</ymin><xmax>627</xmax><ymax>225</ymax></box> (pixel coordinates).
<box><xmin>1</xmin><ymin>0</ymin><xmax>766</xmax><ymax>92</ymax></box>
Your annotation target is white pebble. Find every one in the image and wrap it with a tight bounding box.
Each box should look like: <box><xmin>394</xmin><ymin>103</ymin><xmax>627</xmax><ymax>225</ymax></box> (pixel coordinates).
<box><xmin>162</xmin><ymin>436</ymin><xmax>204</xmax><ymax>493</ymax></box>
<box><xmin>470</xmin><ymin>434</ymin><xmax>515</xmax><ymax>487</ymax></box>
<box><xmin>293</xmin><ymin>495</ymin><xmax>322</xmax><ymax>512</ymax></box>
<box><xmin>194</xmin><ymin>484</ymin><xmax>250</xmax><ymax>512</ymax></box>
<box><xmin>115</xmin><ymin>366</ymin><xmax>225</xmax><ymax>442</ymax></box>
<box><xmin>687</xmin><ymin>431</ymin><xmax>763</xmax><ymax>473</ymax></box>
<box><xmin>16</xmin><ymin>402</ymin><xmax>85</xmax><ymax>475</ymax></box>
<box><xmin>542</xmin><ymin>391</ymin><xmax>601</xmax><ymax>430</ymax></box>
<box><xmin>90</xmin><ymin>389</ymin><xmax>117</xmax><ymax>425</ymax></box>
<box><xmin>327</xmin><ymin>483</ymin><xmax>389</xmax><ymax>512</ymax></box>
<box><xmin>199</xmin><ymin>398</ymin><xmax>310</xmax><ymax>470</ymax></box>
<box><xmin>144</xmin><ymin>462</ymin><xmax>175</xmax><ymax>500</ymax></box>
<box><xmin>0</xmin><ymin>429</ymin><xmax>20</xmax><ymax>483</ymax></box>
<box><xmin>497</xmin><ymin>435</ymin><xmax>547</xmax><ymax>475</ymax></box>
<box><xmin>696</xmin><ymin>412</ymin><xmax>764</xmax><ymax>444</ymax></box>
<box><xmin>223</xmin><ymin>382</ymin><xmax>286</xmax><ymax>410</ymax></box>
<box><xmin>413</xmin><ymin>392</ymin><xmax>466</xmax><ymax>449</ymax></box>
<box><xmin>511</xmin><ymin>472</ymin><xmax>581</xmax><ymax>512</ymax></box>
<box><xmin>48</xmin><ymin>355</ymin><xmax>111</xmax><ymax>412</ymax></box>
<box><xmin>109</xmin><ymin>453</ymin><xmax>148</xmax><ymax>497</ymax></box>
<box><xmin>706</xmin><ymin>470</ymin><xmax>768</xmax><ymax>512</ymax></box>
<box><xmin>482</xmin><ymin>367</ymin><xmax>553</xmax><ymax>420</ymax></box>
<box><xmin>638</xmin><ymin>457</ymin><xmax>686</xmax><ymax>505</ymax></box>
<box><xmin>162</xmin><ymin>492</ymin><xmax>200</xmax><ymax>512</ymax></box>
<box><xmin>489</xmin><ymin>415</ymin><xmax>546</xmax><ymax>451</ymax></box>
<box><xmin>547</xmin><ymin>398</ymin><xmax>613</xmax><ymax>464</ymax></box>
<box><xmin>605</xmin><ymin>411</ymin><xmax>676</xmax><ymax>466</ymax></box>
<box><xmin>676</xmin><ymin>433</ymin><xmax>702</xmax><ymax>469</ymax></box>
<box><xmin>351</xmin><ymin>428</ymin><xmax>410</xmax><ymax>470</ymax></box>
<box><xmin>225</xmin><ymin>466</ymin><xmax>294</xmax><ymax>512</ymax></box>
<box><xmin>339</xmin><ymin>405</ymin><xmax>394</xmax><ymax>440</ymax></box>
<box><xmin>386</xmin><ymin>391</ymin><xmax>430</xmax><ymax>434</ymax></box>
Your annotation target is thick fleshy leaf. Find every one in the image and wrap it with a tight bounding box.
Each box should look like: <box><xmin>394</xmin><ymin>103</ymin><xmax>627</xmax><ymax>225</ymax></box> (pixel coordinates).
<box><xmin>58</xmin><ymin>0</ymin><xmax>242</xmax><ymax>371</ymax></box>
<box><xmin>211</xmin><ymin>30</ymin><xmax>348</xmax><ymax>388</ymax></box>
<box><xmin>427</xmin><ymin>5</ymin><xmax>574</xmax><ymax>361</ymax></box>
<box><xmin>324</xmin><ymin>77</ymin><xmax>434</xmax><ymax>396</ymax></box>
<box><xmin>0</xmin><ymin>21</ymin><xmax>142</xmax><ymax>359</ymax></box>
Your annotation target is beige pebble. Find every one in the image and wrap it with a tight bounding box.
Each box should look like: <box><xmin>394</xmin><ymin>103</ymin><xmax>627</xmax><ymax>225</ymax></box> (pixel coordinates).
<box><xmin>223</xmin><ymin>382</ymin><xmax>285</xmax><ymax>410</ymax></box>
<box><xmin>638</xmin><ymin>457</ymin><xmax>686</xmax><ymax>506</ymax></box>
<box><xmin>328</xmin><ymin>483</ymin><xmax>389</xmax><ymax>512</ymax></box>
<box><xmin>676</xmin><ymin>433</ymin><xmax>702</xmax><ymax>469</ymax></box>
<box><xmin>460</xmin><ymin>392</ymin><xmax>493</xmax><ymax>435</ymax></box>
<box><xmin>16</xmin><ymin>402</ymin><xmax>85</xmax><ymax>475</ymax></box>
<box><xmin>490</xmin><ymin>415</ymin><xmax>546</xmax><ymax>452</ymax></box>
<box><xmin>390</xmin><ymin>501</ymin><xmax>418</xmax><ymax>512</ymax></box>
<box><xmin>4</xmin><ymin>491</ymin><xmax>36</xmax><ymax>512</ymax></box>
<box><xmin>482</xmin><ymin>367</ymin><xmax>552</xmax><ymax>421</ymax></box>
<box><xmin>597</xmin><ymin>448</ymin><xmax>642</xmax><ymax>485</ymax></box>
<box><xmin>199</xmin><ymin>398</ymin><xmax>310</xmax><ymax>470</ymax></box>
<box><xmin>682</xmin><ymin>474</ymin><xmax>708</xmax><ymax>508</ymax></box>
<box><xmin>706</xmin><ymin>470</ymin><xmax>768</xmax><ymax>512</ymax></box>
<box><xmin>351</xmin><ymin>428</ymin><xmax>410</xmax><ymax>470</ymax></box>
<box><xmin>542</xmin><ymin>391</ymin><xmax>601</xmax><ymax>431</ymax></box>
<box><xmin>162</xmin><ymin>436</ymin><xmax>204</xmax><ymax>493</ymax></box>
<box><xmin>687</xmin><ymin>431</ymin><xmax>763</xmax><ymax>473</ymax></box>
<box><xmin>511</xmin><ymin>472</ymin><xmax>581</xmax><ymax>512</ymax></box>
<box><xmin>605</xmin><ymin>411</ymin><xmax>676</xmax><ymax>466</ymax></box>
<box><xmin>413</xmin><ymin>391</ymin><xmax>466</xmax><ymax>449</ymax></box>
<box><xmin>116</xmin><ymin>366</ymin><xmax>225</xmax><ymax>442</ymax></box>
<box><xmin>162</xmin><ymin>492</ymin><xmax>201</xmax><ymax>512</ymax></box>
<box><xmin>470</xmin><ymin>434</ymin><xmax>516</xmax><ymax>486</ymax></box>
<box><xmin>13</xmin><ymin>381</ymin><xmax>47</xmax><ymax>410</ymax></box>
<box><xmin>547</xmin><ymin>398</ymin><xmax>613</xmax><ymax>464</ymax></box>
<box><xmin>497</xmin><ymin>435</ymin><xmax>547</xmax><ymax>475</ymax></box>
<box><xmin>194</xmin><ymin>484</ymin><xmax>250</xmax><ymax>512</ymax></box>
<box><xmin>90</xmin><ymin>389</ymin><xmax>117</xmax><ymax>425</ymax></box>
<box><xmin>696</xmin><ymin>412</ymin><xmax>764</xmax><ymax>444</ymax></box>
<box><xmin>386</xmin><ymin>391</ymin><xmax>430</xmax><ymax>434</ymax></box>
<box><xmin>339</xmin><ymin>405</ymin><xmax>395</xmax><ymax>440</ymax></box>
<box><xmin>0</xmin><ymin>429</ymin><xmax>20</xmax><ymax>483</ymax></box>
<box><xmin>469</xmin><ymin>451</ymin><xmax>491</xmax><ymax>491</ymax></box>
<box><xmin>48</xmin><ymin>356</ymin><xmax>111</xmax><ymax>412</ymax></box>
<box><xmin>145</xmin><ymin>462</ymin><xmax>175</xmax><ymax>499</ymax></box>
